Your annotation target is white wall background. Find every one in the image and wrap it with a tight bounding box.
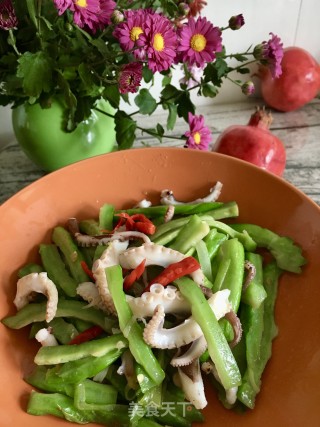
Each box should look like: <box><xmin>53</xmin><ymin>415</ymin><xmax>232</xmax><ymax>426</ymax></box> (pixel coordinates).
<box><xmin>0</xmin><ymin>0</ymin><xmax>319</xmax><ymax>142</ymax></box>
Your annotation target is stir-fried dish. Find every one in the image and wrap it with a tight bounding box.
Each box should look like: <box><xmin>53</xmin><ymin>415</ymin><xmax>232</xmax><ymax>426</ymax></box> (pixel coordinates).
<box><xmin>1</xmin><ymin>183</ymin><xmax>306</xmax><ymax>427</ymax></box>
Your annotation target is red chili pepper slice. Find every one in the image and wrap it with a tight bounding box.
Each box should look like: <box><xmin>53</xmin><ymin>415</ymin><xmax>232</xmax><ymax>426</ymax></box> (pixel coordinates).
<box><xmin>123</xmin><ymin>258</ymin><xmax>146</xmax><ymax>291</ymax></box>
<box><xmin>131</xmin><ymin>214</ymin><xmax>156</xmax><ymax>235</ymax></box>
<box><xmin>69</xmin><ymin>325</ymin><xmax>104</xmax><ymax>345</ymax></box>
<box><xmin>143</xmin><ymin>256</ymin><xmax>200</xmax><ymax>293</ymax></box>
<box><xmin>114</xmin><ymin>213</ymin><xmax>156</xmax><ymax>235</ymax></box>
<box><xmin>80</xmin><ymin>260</ymin><xmax>95</xmax><ymax>281</ymax></box>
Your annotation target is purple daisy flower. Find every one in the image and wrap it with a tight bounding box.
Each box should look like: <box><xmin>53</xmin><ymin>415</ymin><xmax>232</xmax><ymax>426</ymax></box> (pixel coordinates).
<box><xmin>137</xmin><ymin>13</ymin><xmax>177</xmax><ymax>73</ymax></box>
<box><xmin>71</xmin><ymin>0</ymin><xmax>101</xmax><ymax>32</ymax></box>
<box><xmin>262</xmin><ymin>32</ymin><xmax>284</xmax><ymax>78</ymax></box>
<box><xmin>113</xmin><ymin>9</ymin><xmax>148</xmax><ymax>59</ymax></box>
<box><xmin>184</xmin><ymin>112</ymin><xmax>211</xmax><ymax>150</ymax></box>
<box><xmin>96</xmin><ymin>0</ymin><xmax>116</xmax><ymax>27</ymax></box>
<box><xmin>53</xmin><ymin>0</ymin><xmax>72</xmax><ymax>15</ymax></box>
<box><xmin>254</xmin><ymin>33</ymin><xmax>284</xmax><ymax>78</ymax></box>
<box><xmin>0</xmin><ymin>0</ymin><xmax>18</xmax><ymax>30</ymax></box>
<box><xmin>118</xmin><ymin>62</ymin><xmax>143</xmax><ymax>94</ymax></box>
<box><xmin>177</xmin><ymin>17</ymin><xmax>222</xmax><ymax>68</ymax></box>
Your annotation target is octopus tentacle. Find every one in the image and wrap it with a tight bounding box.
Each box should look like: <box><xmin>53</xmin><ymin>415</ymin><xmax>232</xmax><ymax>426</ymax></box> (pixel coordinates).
<box><xmin>13</xmin><ymin>272</ymin><xmax>58</xmax><ymax>323</ymax></box>
<box><xmin>67</xmin><ymin>218</ymin><xmax>151</xmax><ymax>247</ymax></box>
<box><xmin>201</xmin><ymin>360</ymin><xmax>238</xmax><ymax>406</ymax></box>
<box><xmin>143</xmin><ymin>290</ymin><xmax>231</xmax><ymax>349</ymax></box>
<box><xmin>127</xmin><ymin>284</ymin><xmax>190</xmax><ymax>318</ymax></box>
<box><xmin>119</xmin><ymin>242</ymin><xmax>204</xmax><ymax>286</ymax></box>
<box><xmin>170</xmin><ymin>335</ymin><xmax>207</xmax><ymax>367</ymax></box>
<box><xmin>77</xmin><ymin>281</ymin><xmax>191</xmax><ymax>318</ymax></box>
<box><xmin>76</xmin><ymin>282</ymin><xmax>109</xmax><ymax>312</ymax></box>
<box><xmin>93</xmin><ymin>240</ymin><xmax>129</xmax><ymax>315</ymax></box>
<box><xmin>178</xmin><ymin>359</ymin><xmax>207</xmax><ymax>410</ymax></box>
<box><xmin>160</xmin><ymin>182</ymin><xmax>223</xmax><ymax>205</ymax></box>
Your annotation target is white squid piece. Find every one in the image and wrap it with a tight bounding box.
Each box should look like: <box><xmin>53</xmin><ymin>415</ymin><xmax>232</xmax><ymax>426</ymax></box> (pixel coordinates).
<box><xmin>119</xmin><ymin>242</ymin><xmax>205</xmax><ymax>286</ymax></box>
<box><xmin>92</xmin><ymin>240</ymin><xmax>129</xmax><ymax>314</ymax></box>
<box><xmin>13</xmin><ymin>272</ymin><xmax>58</xmax><ymax>323</ymax></box>
<box><xmin>35</xmin><ymin>328</ymin><xmax>58</xmax><ymax>346</ymax></box>
<box><xmin>143</xmin><ymin>289</ymin><xmax>231</xmax><ymax>349</ymax></box>
<box><xmin>77</xmin><ymin>281</ymin><xmax>191</xmax><ymax>318</ymax></box>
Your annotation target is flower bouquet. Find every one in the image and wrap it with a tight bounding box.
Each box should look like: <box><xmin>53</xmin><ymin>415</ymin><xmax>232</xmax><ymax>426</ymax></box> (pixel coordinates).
<box><xmin>0</xmin><ymin>0</ymin><xmax>283</xmax><ymax>151</ymax></box>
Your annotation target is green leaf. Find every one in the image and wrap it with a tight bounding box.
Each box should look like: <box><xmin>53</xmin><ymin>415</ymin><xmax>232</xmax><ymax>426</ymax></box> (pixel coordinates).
<box><xmin>17</xmin><ymin>51</ymin><xmax>52</xmax><ymax>98</ymax></box>
<box><xmin>161</xmin><ymin>84</ymin><xmax>181</xmax><ymax>101</ymax></box>
<box><xmin>162</xmin><ymin>75</ymin><xmax>172</xmax><ymax>87</ymax></box>
<box><xmin>134</xmin><ymin>89</ymin><xmax>157</xmax><ymax>115</ymax></box>
<box><xmin>202</xmin><ymin>83</ymin><xmax>219</xmax><ymax>98</ymax></box>
<box><xmin>103</xmin><ymin>85</ymin><xmax>120</xmax><ymax>109</ymax></box>
<box><xmin>78</xmin><ymin>64</ymin><xmax>101</xmax><ymax>97</ymax></box>
<box><xmin>26</xmin><ymin>0</ymin><xmax>37</xmax><ymax>28</ymax></box>
<box><xmin>141</xmin><ymin>127</ymin><xmax>162</xmax><ymax>143</ymax></box>
<box><xmin>204</xmin><ymin>59</ymin><xmax>230</xmax><ymax>86</ymax></box>
<box><xmin>237</xmin><ymin>67</ymin><xmax>251</xmax><ymax>75</ymax></box>
<box><xmin>166</xmin><ymin>102</ymin><xmax>177</xmax><ymax>131</ymax></box>
<box><xmin>56</xmin><ymin>71</ymin><xmax>78</xmax><ymax>131</ymax></box>
<box><xmin>142</xmin><ymin>66</ymin><xmax>153</xmax><ymax>84</ymax></box>
<box><xmin>176</xmin><ymin>92</ymin><xmax>195</xmax><ymax>121</ymax></box>
<box><xmin>233</xmin><ymin>54</ymin><xmax>248</xmax><ymax>62</ymax></box>
<box><xmin>114</xmin><ymin>112</ymin><xmax>137</xmax><ymax>150</ymax></box>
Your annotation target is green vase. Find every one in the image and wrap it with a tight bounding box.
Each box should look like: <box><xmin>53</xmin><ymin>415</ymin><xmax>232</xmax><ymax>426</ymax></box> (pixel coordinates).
<box><xmin>12</xmin><ymin>98</ymin><xmax>116</xmax><ymax>172</ymax></box>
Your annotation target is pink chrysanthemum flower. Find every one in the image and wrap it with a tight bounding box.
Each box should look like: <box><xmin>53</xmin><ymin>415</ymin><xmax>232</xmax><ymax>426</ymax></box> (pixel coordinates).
<box><xmin>113</xmin><ymin>9</ymin><xmax>148</xmax><ymax>59</ymax></box>
<box><xmin>184</xmin><ymin>112</ymin><xmax>211</xmax><ymax>150</ymax></box>
<box><xmin>54</xmin><ymin>0</ymin><xmax>114</xmax><ymax>33</ymax></box>
<box><xmin>261</xmin><ymin>32</ymin><xmax>284</xmax><ymax>78</ymax></box>
<box><xmin>118</xmin><ymin>62</ymin><xmax>143</xmax><ymax>94</ymax></box>
<box><xmin>0</xmin><ymin>0</ymin><xmax>18</xmax><ymax>30</ymax></box>
<box><xmin>53</xmin><ymin>0</ymin><xmax>72</xmax><ymax>15</ymax></box>
<box><xmin>96</xmin><ymin>0</ymin><xmax>116</xmax><ymax>27</ymax></box>
<box><xmin>71</xmin><ymin>0</ymin><xmax>101</xmax><ymax>32</ymax></box>
<box><xmin>137</xmin><ymin>13</ymin><xmax>177</xmax><ymax>73</ymax></box>
<box><xmin>177</xmin><ymin>17</ymin><xmax>222</xmax><ymax>68</ymax></box>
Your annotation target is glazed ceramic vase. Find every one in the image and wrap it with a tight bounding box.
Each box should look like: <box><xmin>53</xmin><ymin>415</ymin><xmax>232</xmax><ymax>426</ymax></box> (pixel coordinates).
<box><xmin>12</xmin><ymin>98</ymin><xmax>116</xmax><ymax>172</ymax></box>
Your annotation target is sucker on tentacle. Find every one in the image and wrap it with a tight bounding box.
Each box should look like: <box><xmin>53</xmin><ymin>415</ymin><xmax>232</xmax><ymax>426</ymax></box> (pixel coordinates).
<box><xmin>170</xmin><ymin>335</ymin><xmax>208</xmax><ymax>367</ymax></box>
<box><xmin>143</xmin><ymin>289</ymin><xmax>231</xmax><ymax>349</ymax></box>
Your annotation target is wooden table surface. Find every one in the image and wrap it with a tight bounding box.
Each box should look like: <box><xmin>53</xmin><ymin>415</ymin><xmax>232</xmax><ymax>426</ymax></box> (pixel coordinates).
<box><xmin>1</xmin><ymin>99</ymin><xmax>319</xmax><ymax>205</ymax></box>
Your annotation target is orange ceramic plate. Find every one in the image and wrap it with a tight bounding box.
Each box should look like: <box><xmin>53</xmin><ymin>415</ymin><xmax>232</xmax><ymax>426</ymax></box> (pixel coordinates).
<box><xmin>0</xmin><ymin>148</ymin><xmax>320</xmax><ymax>427</ymax></box>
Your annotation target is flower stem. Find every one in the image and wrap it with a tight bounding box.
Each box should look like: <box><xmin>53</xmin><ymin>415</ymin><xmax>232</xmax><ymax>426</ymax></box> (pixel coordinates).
<box><xmin>229</xmin><ymin>59</ymin><xmax>258</xmax><ymax>73</ymax></box>
<box><xmin>8</xmin><ymin>30</ymin><xmax>20</xmax><ymax>56</ymax></box>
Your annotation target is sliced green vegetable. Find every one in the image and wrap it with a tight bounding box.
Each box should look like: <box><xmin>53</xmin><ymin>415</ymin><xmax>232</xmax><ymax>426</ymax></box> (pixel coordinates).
<box><xmin>106</xmin><ymin>265</ymin><xmax>165</xmax><ymax>386</ymax></box>
<box><xmin>2</xmin><ymin>300</ymin><xmax>115</xmax><ymax>332</ymax></box>
<box><xmin>175</xmin><ymin>277</ymin><xmax>241</xmax><ymax>390</ymax></box>
<box><xmin>99</xmin><ymin>203</ymin><xmax>115</xmax><ymax>231</ymax></box>
<box><xmin>237</xmin><ymin>262</ymin><xmax>282</xmax><ymax>408</ymax></box>
<box><xmin>39</xmin><ymin>244</ymin><xmax>78</xmax><ymax>297</ymax></box>
<box><xmin>170</xmin><ymin>215</ymin><xmax>210</xmax><ymax>254</ymax></box>
<box><xmin>241</xmin><ymin>252</ymin><xmax>267</xmax><ymax>309</ymax></box>
<box><xmin>52</xmin><ymin>226</ymin><xmax>89</xmax><ymax>283</ymax></box>
<box><xmin>34</xmin><ymin>333</ymin><xmax>127</xmax><ymax>365</ymax></box>
<box><xmin>18</xmin><ymin>263</ymin><xmax>43</xmax><ymax>278</ymax></box>
<box><xmin>231</xmin><ymin>223</ymin><xmax>306</xmax><ymax>273</ymax></box>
